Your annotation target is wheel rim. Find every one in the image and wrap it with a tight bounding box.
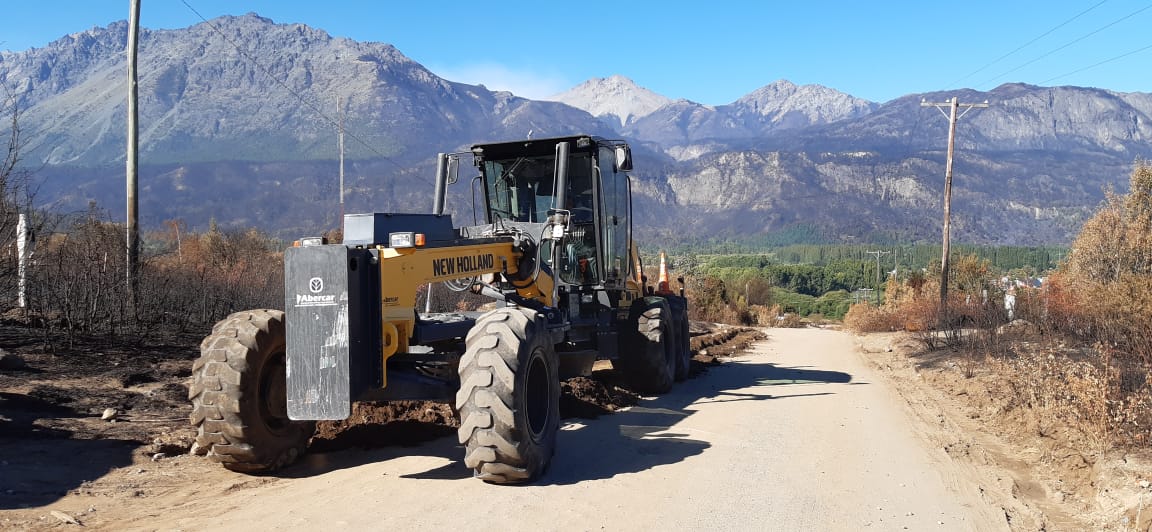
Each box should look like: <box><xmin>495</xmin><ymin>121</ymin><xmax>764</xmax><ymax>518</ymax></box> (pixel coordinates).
<box><xmin>258</xmin><ymin>351</ymin><xmax>291</xmax><ymax>435</ymax></box>
<box><xmin>524</xmin><ymin>348</ymin><xmax>551</xmax><ymax>442</ymax></box>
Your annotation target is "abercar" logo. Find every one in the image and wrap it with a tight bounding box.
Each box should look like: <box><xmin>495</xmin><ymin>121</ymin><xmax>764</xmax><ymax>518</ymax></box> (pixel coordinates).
<box><xmin>295</xmin><ymin>293</ymin><xmax>337</xmax><ymax>307</ymax></box>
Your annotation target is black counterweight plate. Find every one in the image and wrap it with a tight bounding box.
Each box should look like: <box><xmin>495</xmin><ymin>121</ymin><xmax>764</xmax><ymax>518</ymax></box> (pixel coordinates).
<box><xmin>285</xmin><ymin>245</ymin><xmax>351</xmax><ymax>420</ymax></box>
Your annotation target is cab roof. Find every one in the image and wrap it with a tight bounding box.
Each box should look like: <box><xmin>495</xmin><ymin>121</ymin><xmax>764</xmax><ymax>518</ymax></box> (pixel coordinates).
<box><xmin>470</xmin><ymin>135</ymin><xmax>612</xmax><ymax>160</ymax></box>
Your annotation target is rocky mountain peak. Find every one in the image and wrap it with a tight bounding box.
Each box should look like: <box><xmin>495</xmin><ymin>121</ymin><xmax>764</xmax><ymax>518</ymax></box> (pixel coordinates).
<box><xmin>1</xmin><ymin>14</ymin><xmax>608</xmax><ymax>166</ymax></box>
<box><xmin>548</xmin><ymin>75</ymin><xmax>672</xmax><ymax>128</ymax></box>
<box><xmin>732</xmin><ymin>80</ymin><xmax>876</xmax><ymax>124</ymax></box>
<box><xmin>736</xmin><ymin>79</ymin><xmax>799</xmax><ymax>103</ymax></box>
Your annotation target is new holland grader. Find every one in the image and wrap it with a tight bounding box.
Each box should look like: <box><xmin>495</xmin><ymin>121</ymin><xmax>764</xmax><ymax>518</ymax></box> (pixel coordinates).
<box><xmin>189</xmin><ymin>134</ymin><xmax>689</xmax><ymax>483</ymax></box>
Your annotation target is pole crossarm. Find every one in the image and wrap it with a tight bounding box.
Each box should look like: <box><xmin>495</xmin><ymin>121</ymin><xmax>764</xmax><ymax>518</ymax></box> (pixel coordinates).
<box><xmin>920</xmin><ymin>99</ymin><xmax>990</xmax><ymax>109</ymax></box>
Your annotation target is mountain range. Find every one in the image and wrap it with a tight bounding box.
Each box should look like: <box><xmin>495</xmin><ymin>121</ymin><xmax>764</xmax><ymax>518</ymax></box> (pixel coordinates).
<box><xmin>2</xmin><ymin>13</ymin><xmax>1150</xmax><ymax>245</ymax></box>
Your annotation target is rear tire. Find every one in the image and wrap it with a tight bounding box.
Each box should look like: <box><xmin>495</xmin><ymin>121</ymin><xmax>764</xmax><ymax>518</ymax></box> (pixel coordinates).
<box><xmin>189</xmin><ymin>310</ymin><xmax>315</xmax><ymax>472</ymax></box>
<box><xmin>668</xmin><ymin>296</ymin><xmax>691</xmax><ymax>381</ymax></box>
<box><xmin>456</xmin><ymin>307</ymin><xmax>560</xmax><ymax>484</ymax></box>
<box><xmin>617</xmin><ymin>297</ymin><xmax>675</xmax><ymax>394</ymax></box>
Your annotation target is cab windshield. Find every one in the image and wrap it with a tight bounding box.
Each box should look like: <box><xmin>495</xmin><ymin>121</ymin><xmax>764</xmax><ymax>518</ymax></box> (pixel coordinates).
<box><xmin>483</xmin><ymin>153</ymin><xmax>595</xmax><ymax>224</ymax></box>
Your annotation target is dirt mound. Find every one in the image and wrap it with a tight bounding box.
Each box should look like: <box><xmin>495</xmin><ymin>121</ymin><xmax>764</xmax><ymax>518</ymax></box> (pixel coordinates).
<box><xmin>693</xmin><ymin>327</ymin><xmax>767</xmax><ymax>363</ymax></box>
<box><xmin>561</xmin><ymin>374</ymin><xmax>639</xmax><ymax>418</ymax></box>
<box><xmin>310</xmin><ymin>402</ymin><xmax>458</xmax><ymax>452</ymax></box>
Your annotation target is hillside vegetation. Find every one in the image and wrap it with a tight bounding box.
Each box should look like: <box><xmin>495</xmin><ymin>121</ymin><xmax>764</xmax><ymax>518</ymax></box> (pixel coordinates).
<box><xmin>671</xmin><ymin>242</ymin><xmax>1062</xmax><ymax>324</ymax></box>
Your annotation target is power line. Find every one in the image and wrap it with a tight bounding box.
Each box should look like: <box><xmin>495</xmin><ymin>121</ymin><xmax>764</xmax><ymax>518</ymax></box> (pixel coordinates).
<box><xmin>177</xmin><ymin>0</ymin><xmax>415</xmax><ymax>178</ymax></box>
<box><xmin>945</xmin><ymin>0</ymin><xmax>1108</xmax><ymax>90</ymax></box>
<box><xmin>1041</xmin><ymin>41</ymin><xmax>1152</xmax><ymax>84</ymax></box>
<box><xmin>976</xmin><ymin>3</ymin><xmax>1152</xmax><ymax>89</ymax></box>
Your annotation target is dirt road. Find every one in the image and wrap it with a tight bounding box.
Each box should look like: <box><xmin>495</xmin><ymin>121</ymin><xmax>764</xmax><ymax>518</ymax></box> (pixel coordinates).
<box><xmin>4</xmin><ymin>328</ymin><xmax>1013</xmax><ymax>530</ymax></box>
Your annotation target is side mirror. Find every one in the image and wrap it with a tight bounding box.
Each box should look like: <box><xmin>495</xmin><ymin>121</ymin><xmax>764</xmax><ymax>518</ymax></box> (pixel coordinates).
<box><xmin>446</xmin><ymin>155</ymin><xmax>460</xmax><ymax>185</ymax></box>
<box><xmin>614</xmin><ymin>145</ymin><xmax>633</xmax><ymax>172</ymax></box>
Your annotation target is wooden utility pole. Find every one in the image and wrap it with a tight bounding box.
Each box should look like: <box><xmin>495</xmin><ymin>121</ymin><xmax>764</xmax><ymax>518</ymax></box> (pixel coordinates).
<box><xmin>866</xmin><ymin>250</ymin><xmax>891</xmax><ymax>305</ymax></box>
<box><xmin>126</xmin><ymin>0</ymin><xmax>141</xmax><ymax>315</ymax></box>
<box><xmin>920</xmin><ymin>96</ymin><xmax>988</xmax><ymax>323</ymax></box>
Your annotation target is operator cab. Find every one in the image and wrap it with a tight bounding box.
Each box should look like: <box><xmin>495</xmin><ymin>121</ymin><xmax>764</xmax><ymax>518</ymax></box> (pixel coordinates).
<box><xmin>469</xmin><ymin>135</ymin><xmax>634</xmax><ymax>290</ymax></box>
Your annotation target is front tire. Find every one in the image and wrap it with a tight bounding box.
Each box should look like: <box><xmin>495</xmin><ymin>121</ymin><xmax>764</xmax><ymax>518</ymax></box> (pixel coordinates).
<box><xmin>189</xmin><ymin>310</ymin><xmax>315</xmax><ymax>472</ymax></box>
<box><xmin>456</xmin><ymin>308</ymin><xmax>560</xmax><ymax>484</ymax></box>
<box><xmin>617</xmin><ymin>297</ymin><xmax>675</xmax><ymax>394</ymax></box>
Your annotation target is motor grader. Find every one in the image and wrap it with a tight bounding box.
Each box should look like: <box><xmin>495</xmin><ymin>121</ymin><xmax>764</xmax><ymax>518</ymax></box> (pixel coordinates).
<box><xmin>189</xmin><ymin>134</ymin><xmax>689</xmax><ymax>483</ymax></box>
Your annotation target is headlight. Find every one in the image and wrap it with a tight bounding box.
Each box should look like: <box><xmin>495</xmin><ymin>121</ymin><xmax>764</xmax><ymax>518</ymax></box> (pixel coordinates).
<box><xmin>389</xmin><ymin>232</ymin><xmax>415</xmax><ymax>248</ymax></box>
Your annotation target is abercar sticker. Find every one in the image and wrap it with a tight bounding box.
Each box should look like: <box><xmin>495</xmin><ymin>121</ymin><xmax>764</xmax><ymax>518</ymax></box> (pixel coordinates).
<box><xmin>295</xmin><ymin>293</ymin><xmax>337</xmax><ymax>307</ymax></box>
<box><xmin>432</xmin><ymin>253</ymin><xmax>495</xmax><ymax>277</ymax></box>
<box><xmin>294</xmin><ymin>277</ymin><xmax>339</xmax><ymax>308</ymax></box>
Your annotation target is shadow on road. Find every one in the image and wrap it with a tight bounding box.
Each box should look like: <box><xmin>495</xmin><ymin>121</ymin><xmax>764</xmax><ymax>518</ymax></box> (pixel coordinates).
<box><xmin>0</xmin><ymin>393</ymin><xmax>137</xmax><ymax>510</ymax></box>
<box><xmin>349</xmin><ymin>355</ymin><xmax>858</xmax><ymax>484</ymax></box>
<box><xmin>251</xmin><ymin>340</ymin><xmax>857</xmax><ymax>484</ymax></box>
<box><xmin>539</xmin><ymin>358</ymin><xmax>854</xmax><ymax>484</ymax></box>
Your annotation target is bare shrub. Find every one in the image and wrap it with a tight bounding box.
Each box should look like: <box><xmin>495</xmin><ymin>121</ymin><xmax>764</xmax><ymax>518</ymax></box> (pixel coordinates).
<box><xmin>897</xmin><ymin>296</ymin><xmax>938</xmax><ymax>333</ymax></box>
<box><xmin>141</xmin><ymin>224</ymin><xmax>284</xmax><ymax>332</ymax></box>
<box><xmin>686</xmin><ymin>276</ymin><xmax>729</xmax><ymax>322</ymax></box>
<box><xmin>1001</xmin><ymin>160</ymin><xmax>1152</xmax><ymax>451</ymax></box>
<box><xmin>776</xmin><ymin>313</ymin><xmax>804</xmax><ymax>328</ymax></box>
<box><xmin>750</xmin><ymin>304</ymin><xmax>776</xmax><ymax>326</ymax></box>
<box><xmin>0</xmin><ymin>93</ymin><xmax>41</xmax><ymax>306</ymax></box>
<box><xmin>1002</xmin><ymin>342</ymin><xmax>1152</xmax><ymax>452</ymax></box>
<box><xmin>763</xmin><ymin>304</ymin><xmax>804</xmax><ymax>328</ymax></box>
<box><xmin>24</xmin><ymin>208</ymin><xmax>285</xmax><ymax>345</ymax></box>
<box><xmin>24</xmin><ymin>205</ymin><xmax>128</xmax><ymax>344</ymax></box>
<box><xmin>1057</xmin><ymin>161</ymin><xmax>1152</xmax><ymax>364</ymax></box>
<box><xmin>843</xmin><ymin>302</ymin><xmax>899</xmax><ymax>333</ymax></box>
<box><xmin>684</xmin><ymin>275</ymin><xmax>758</xmax><ymax>325</ymax></box>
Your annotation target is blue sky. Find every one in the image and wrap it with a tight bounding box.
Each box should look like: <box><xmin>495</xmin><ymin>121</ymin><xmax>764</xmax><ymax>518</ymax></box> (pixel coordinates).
<box><xmin>2</xmin><ymin>1</ymin><xmax>1149</xmax><ymax>104</ymax></box>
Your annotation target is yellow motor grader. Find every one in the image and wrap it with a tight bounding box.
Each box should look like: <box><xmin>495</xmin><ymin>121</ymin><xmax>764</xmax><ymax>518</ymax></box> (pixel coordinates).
<box><xmin>189</xmin><ymin>135</ymin><xmax>689</xmax><ymax>483</ymax></box>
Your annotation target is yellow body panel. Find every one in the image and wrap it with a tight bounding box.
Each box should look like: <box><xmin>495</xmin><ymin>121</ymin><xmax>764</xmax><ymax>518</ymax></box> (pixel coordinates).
<box><xmin>373</xmin><ymin>241</ymin><xmax>554</xmax><ymax>378</ymax></box>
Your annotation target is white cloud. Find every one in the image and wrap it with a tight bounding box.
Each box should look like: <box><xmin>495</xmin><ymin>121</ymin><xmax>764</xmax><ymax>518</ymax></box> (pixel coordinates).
<box><xmin>431</xmin><ymin>63</ymin><xmax>572</xmax><ymax>100</ymax></box>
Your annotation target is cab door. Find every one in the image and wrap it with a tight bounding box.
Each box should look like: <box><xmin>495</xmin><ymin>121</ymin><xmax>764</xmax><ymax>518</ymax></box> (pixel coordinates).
<box><xmin>597</xmin><ymin>146</ymin><xmax>631</xmax><ymax>288</ymax></box>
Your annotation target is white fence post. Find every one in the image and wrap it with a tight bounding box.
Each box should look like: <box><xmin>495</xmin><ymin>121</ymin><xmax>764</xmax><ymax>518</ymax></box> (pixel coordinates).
<box><xmin>16</xmin><ymin>213</ymin><xmax>27</xmax><ymax>308</ymax></box>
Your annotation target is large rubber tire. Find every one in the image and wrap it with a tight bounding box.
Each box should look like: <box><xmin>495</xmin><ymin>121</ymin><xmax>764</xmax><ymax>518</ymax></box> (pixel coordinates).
<box><xmin>189</xmin><ymin>310</ymin><xmax>315</xmax><ymax>473</ymax></box>
<box><xmin>456</xmin><ymin>307</ymin><xmax>560</xmax><ymax>484</ymax></box>
<box><xmin>617</xmin><ymin>297</ymin><xmax>675</xmax><ymax>394</ymax></box>
<box><xmin>668</xmin><ymin>296</ymin><xmax>692</xmax><ymax>382</ymax></box>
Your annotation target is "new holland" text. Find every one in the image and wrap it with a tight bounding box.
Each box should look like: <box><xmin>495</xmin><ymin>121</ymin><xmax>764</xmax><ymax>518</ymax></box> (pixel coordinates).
<box><xmin>432</xmin><ymin>253</ymin><xmax>495</xmax><ymax>277</ymax></box>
